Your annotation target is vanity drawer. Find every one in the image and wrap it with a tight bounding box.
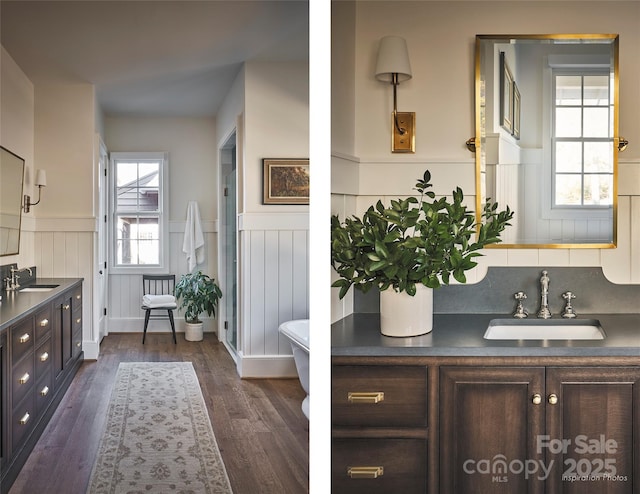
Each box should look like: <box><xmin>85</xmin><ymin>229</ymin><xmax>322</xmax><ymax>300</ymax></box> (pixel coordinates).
<box><xmin>35</xmin><ymin>305</ymin><xmax>52</xmax><ymax>341</ymax></box>
<box><xmin>72</xmin><ymin>327</ymin><xmax>82</xmax><ymax>359</ymax></box>
<box><xmin>11</xmin><ymin>355</ymin><xmax>34</xmax><ymax>406</ymax></box>
<box><xmin>332</xmin><ymin>365</ymin><xmax>427</xmax><ymax>427</ymax></box>
<box><xmin>332</xmin><ymin>438</ymin><xmax>427</xmax><ymax>494</ymax></box>
<box><xmin>35</xmin><ymin>337</ymin><xmax>52</xmax><ymax>380</ymax></box>
<box><xmin>11</xmin><ymin>393</ymin><xmax>36</xmax><ymax>452</ymax></box>
<box><xmin>10</xmin><ymin>318</ymin><xmax>34</xmax><ymax>365</ymax></box>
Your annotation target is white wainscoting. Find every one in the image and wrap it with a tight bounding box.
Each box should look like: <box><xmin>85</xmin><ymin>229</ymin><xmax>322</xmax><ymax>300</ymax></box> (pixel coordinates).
<box><xmin>238</xmin><ymin>212</ymin><xmax>309</xmax><ymax>378</ymax></box>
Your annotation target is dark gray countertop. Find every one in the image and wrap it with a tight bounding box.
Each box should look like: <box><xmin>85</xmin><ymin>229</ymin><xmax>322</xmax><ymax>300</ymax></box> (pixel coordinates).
<box><xmin>332</xmin><ymin>313</ymin><xmax>640</xmax><ymax>357</ymax></box>
<box><xmin>0</xmin><ymin>278</ymin><xmax>83</xmax><ymax>331</ymax></box>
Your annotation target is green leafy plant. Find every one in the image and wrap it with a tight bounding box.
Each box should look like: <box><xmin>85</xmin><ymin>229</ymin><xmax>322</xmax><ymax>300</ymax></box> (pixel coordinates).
<box><xmin>174</xmin><ymin>270</ymin><xmax>223</xmax><ymax>323</ymax></box>
<box><xmin>331</xmin><ymin>170</ymin><xmax>514</xmax><ymax>299</ymax></box>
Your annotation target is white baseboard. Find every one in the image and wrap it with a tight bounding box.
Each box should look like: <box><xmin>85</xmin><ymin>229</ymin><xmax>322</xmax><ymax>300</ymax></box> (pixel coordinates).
<box><xmin>236</xmin><ymin>352</ymin><xmax>298</xmax><ymax>379</ymax></box>
<box><xmin>82</xmin><ymin>340</ymin><xmax>100</xmax><ymax>360</ymax></box>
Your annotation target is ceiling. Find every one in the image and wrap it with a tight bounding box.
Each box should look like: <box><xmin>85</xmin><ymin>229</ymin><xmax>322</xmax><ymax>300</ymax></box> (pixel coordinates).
<box><xmin>0</xmin><ymin>0</ymin><xmax>309</xmax><ymax>118</ymax></box>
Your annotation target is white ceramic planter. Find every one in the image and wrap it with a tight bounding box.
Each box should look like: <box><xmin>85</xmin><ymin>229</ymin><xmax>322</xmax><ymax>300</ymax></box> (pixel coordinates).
<box><xmin>379</xmin><ymin>285</ymin><xmax>433</xmax><ymax>337</ymax></box>
<box><xmin>184</xmin><ymin>321</ymin><xmax>204</xmax><ymax>341</ymax></box>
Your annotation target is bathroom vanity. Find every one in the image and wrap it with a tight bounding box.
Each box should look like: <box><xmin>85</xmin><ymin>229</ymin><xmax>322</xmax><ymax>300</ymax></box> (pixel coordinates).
<box><xmin>0</xmin><ymin>278</ymin><xmax>84</xmax><ymax>493</ymax></box>
<box><xmin>332</xmin><ymin>312</ymin><xmax>640</xmax><ymax>494</ymax></box>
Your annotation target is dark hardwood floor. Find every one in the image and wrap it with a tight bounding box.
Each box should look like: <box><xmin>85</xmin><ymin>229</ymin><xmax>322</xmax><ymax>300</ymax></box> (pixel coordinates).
<box><xmin>8</xmin><ymin>333</ymin><xmax>309</xmax><ymax>494</ymax></box>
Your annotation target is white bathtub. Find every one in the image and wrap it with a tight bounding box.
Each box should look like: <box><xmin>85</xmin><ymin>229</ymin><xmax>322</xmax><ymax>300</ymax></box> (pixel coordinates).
<box><xmin>278</xmin><ymin>319</ymin><xmax>309</xmax><ymax>419</ymax></box>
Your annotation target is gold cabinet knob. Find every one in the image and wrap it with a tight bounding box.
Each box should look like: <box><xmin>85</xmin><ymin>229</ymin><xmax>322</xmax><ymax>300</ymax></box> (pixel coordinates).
<box><xmin>40</xmin><ymin>318</ymin><xmax>49</xmax><ymax>327</ymax></box>
<box><xmin>76</xmin><ymin>341</ymin><xmax>82</xmax><ymax>348</ymax></box>
<box><xmin>532</xmin><ymin>393</ymin><xmax>542</xmax><ymax>405</ymax></box>
<box><xmin>76</xmin><ymin>294</ymin><xmax>81</xmax><ymax>300</ymax></box>
<box><xmin>19</xmin><ymin>333</ymin><xmax>30</xmax><ymax>343</ymax></box>
<box><xmin>347</xmin><ymin>392</ymin><xmax>385</xmax><ymax>404</ymax></box>
<box><xmin>63</xmin><ymin>304</ymin><xmax>70</xmax><ymax>310</ymax></box>
<box><xmin>548</xmin><ymin>393</ymin><xmax>559</xmax><ymax>405</ymax></box>
<box><xmin>19</xmin><ymin>412</ymin><xmax>30</xmax><ymax>425</ymax></box>
<box><xmin>76</xmin><ymin>318</ymin><xmax>81</xmax><ymax>324</ymax></box>
<box><xmin>40</xmin><ymin>352</ymin><xmax>49</xmax><ymax>362</ymax></box>
<box><xmin>347</xmin><ymin>466</ymin><xmax>384</xmax><ymax>479</ymax></box>
<box><xmin>19</xmin><ymin>373</ymin><xmax>30</xmax><ymax>384</ymax></box>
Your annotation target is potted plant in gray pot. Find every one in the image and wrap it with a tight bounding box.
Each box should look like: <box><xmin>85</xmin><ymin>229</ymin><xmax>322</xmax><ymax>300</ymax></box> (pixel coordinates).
<box><xmin>331</xmin><ymin>170</ymin><xmax>513</xmax><ymax>337</ymax></box>
<box><xmin>175</xmin><ymin>270</ymin><xmax>223</xmax><ymax>341</ymax></box>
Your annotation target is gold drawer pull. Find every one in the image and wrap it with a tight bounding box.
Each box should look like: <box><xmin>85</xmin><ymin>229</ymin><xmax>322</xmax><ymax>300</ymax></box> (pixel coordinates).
<box><xmin>40</xmin><ymin>386</ymin><xmax>49</xmax><ymax>397</ymax></box>
<box><xmin>20</xmin><ymin>412</ymin><xmax>30</xmax><ymax>425</ymax></box>
<box><xmin>348</xmin><ymin>392</ymin><xmax>385</xmax><ymax>404</ymax></box>
<box><xmin>63</xmin><ymin>304</ymin><xmax>70</xmax><ymax>310</ymax></box>
<box><xmin>19</xmin><ymin>333</ymin><xmax>30</xmax><ymax>343</ymax></box>
<box><xmin>40</xmin><ymin>352</ymin><xmax>49</xmax><ymax>362</ymax></box>
<box><xmin>348</xmin><ymin>466</ymin><xmax>384</xmax><ymax>479</ymax></box>
<box><xmin>40</xmin><ymin>318</ymin><xmax>49</xmax><ymax>327</ymax></box>
<box><xmin>76</xmin><ymin>318</ymin><xmax>81</xmax><ymax>324</ymax></box>
<box><xmin>19</xmin><ymin>373</ymin><xmax>30</xmax><ymax>384</ymax></box>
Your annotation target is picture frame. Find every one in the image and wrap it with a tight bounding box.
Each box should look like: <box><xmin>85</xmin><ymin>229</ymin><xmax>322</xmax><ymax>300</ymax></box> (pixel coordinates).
<box><xmin>512</xmin><ymin>82</ymin><xmax>521</xmax><ymax>140</ymax></box>
<box><xmin>500</xmin><ymin>52</ymin><xmax>514</xmax><ymax>134</ymax></box>
<box><xmin>262</xmin><ymin>158</ymin><xmax>310</xmax><ymax>205</ymax></box>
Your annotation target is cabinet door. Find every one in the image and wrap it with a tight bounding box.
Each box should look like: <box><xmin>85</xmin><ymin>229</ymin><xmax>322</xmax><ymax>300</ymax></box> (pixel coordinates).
<box><xmin>53</xmin><ymin>293</ymin><xmax>73</xmax><ymax>386</ymax></box>
<box><xmin>440</xmin><ymin>366</ymin><xmax>545</xmax><ymax>494</ymax></box>
<box><xmin>545</xmin><ymin>367</ymin><xmax>640</xmax><ymax>494</ymax></box>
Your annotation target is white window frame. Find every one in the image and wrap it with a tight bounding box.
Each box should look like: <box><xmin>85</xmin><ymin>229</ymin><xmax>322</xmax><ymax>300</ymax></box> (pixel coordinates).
<box><xmin>109</xmin><ymin>152</ymin><xmax>169</xmax><ymax>274</ymax></box>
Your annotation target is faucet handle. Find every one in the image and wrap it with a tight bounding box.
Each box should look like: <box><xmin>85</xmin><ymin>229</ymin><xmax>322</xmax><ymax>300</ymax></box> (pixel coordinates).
<box><xmin>513</xmin><ymin>291</ymin><xmax>528</xmax><ymax>319</ymax></box>
<box><xmin>562</xmin><ymin>291</ymin><xmax>577</xmax><ymax>319</ymax></box>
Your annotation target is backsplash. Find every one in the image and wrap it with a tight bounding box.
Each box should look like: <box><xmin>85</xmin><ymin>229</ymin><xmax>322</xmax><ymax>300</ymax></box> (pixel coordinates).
<box><xmin>354</xmin><ymin>267</ymin><xmax>640</xmax><ymax>315</ymax></box>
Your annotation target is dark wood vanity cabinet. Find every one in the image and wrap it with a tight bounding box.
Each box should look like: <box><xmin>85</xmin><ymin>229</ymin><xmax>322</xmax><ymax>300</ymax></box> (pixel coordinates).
<box><xmin>332</xmin><ymin>357</ymin><xmax>640</xmax><ymax>494</ymax></box>
<box><xmin>440</xmin><ymin>365</ymin><xmax>640</xmax><ymax>494</ymax></box>
<box><xmin>1</xmin><ymin>282</ymin><xmax>83</xmax><ymax>493</ymax></box>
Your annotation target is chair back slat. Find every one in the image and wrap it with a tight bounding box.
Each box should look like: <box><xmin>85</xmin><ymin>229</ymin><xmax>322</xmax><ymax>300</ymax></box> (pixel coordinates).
<box><xmin>142</xmin><ymin>274</ymin><xmax>175</xmax><ymax>296</ymax></box>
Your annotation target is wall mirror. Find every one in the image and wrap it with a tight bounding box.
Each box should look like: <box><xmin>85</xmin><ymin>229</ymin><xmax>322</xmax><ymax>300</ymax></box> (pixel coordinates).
<box><xmin>474</xmin><ymin>34</ymin><xmax>621</xmax><ymax>248</ymax></box>
<box><xmin>0</xmin><ymin>146</ymin><xmax>25</xmax><ymax>256</ymax></box>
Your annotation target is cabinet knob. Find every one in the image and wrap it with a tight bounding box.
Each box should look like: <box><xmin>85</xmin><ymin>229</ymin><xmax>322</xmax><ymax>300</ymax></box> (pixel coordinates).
<box><xmin>19</xmin><ymin>373</ymin><xmax>30</xmax><ymax>384</ymax></box>
<box><xmin>63</xmin><ymin>304</ymin><xmax>70</xmax><ymax>310</ymax></box>
<box><xmin>40</xmin><ymin>386</ymin><xmax>49</xmax><ymax>397</ymax></box>
<box><xmin>40</xmin><ymin>318</ymin><xmax>49</xmax><ymax>327</ymax></box>
<box><xmin>76</xmin><ymin>341</ymin><xmax>82</xmax><ymax>348</ymax></box>
<box><xmin>76</xmin><ymin>318</ymin><xmax>81</xmax><ymax>324</ymax></box>
<box><xmin>532</xmin><ymin>393</ymin><xmax>542</xmax><ymax>405</ymax></box>
<box><xmin>76</xmin><ymin>294</ymin><xmax>81</xmax><ymax>300</ymax></box>
<box><xmin>347</xmin><ymin>466</ymin><xmax>384</xmax><ymax>479</ymax></box>
<box><xmin>19</xmin><ymin>333</ymin><xmax>30</xmax><ymax>343</ymax></box>
<box><xmin>40</xmin><ymin>352</ymin><xmax>49</xmax><ymax>362</ymax></box>
<box><xmin>548</xmin><ymin>393</ymin><xmax>559</xmax><ymax>405</ymax></box>
<box><xmin>19</xmin><ymin>412</ymin><xmax>30</xmax><ymax>425</ymax></box>
<box><xmin>348</xmin><ymin>392</ymin><xmax>385</xmax><ymax>404</ymax></box>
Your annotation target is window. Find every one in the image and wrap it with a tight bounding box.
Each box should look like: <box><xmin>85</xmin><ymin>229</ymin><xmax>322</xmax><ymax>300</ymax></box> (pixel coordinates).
<box><xmin>552</xmin><ymin>70</ymin><xmax>613</xmax><ymax>208</ymax></box>
<box><xmin>110</xmin><ymin>152</ymin><xmax>168</xmax><ymax>272</ymax></box>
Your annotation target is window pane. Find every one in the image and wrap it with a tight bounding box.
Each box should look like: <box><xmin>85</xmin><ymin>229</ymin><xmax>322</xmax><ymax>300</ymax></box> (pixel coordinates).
<box><xmin>584</xmin><ymin>142</ymin><xmax>613</xmax><ymax>172</ymax></box>
<box><xmin>556</xmin><ymin>175</ymin><xmax>582</xmax><ymax>205</ymax></box>
<box><xmin>115</xmin><ymin>215</ymin><xmax>160</xmax><ymax>266</ymax></box>
<box><xmin>556</xmin><ymin>76</ymin><xmax>582</xmax><ymax>105</ymax></box>
<box><xmin>583</xmin><ymin>174</ymin><xmax>613</xmax><ymax>205</ymax></box>
<box><xmin>583</xmin><ymin>76</ymin><xmax>609</xmax><ymax>105</ymax></box>
<box><xmin>555</xmin><ymin>142</ymin><xmax>582</xmax><ymax>172</ymax></box>
<box><xmin>583</xmin><ymin>108</ymin><xmax>609</xmax><ymax>137</ymax></box>
<box><xmin>555</xmin><ymin>108</ymin><xmax>582</xmax><ymax>137</ymax></box>
<box><xmin>115</xmin><ymin>160</ymin><xmax>160</xmax><ymax>212</ymax></box>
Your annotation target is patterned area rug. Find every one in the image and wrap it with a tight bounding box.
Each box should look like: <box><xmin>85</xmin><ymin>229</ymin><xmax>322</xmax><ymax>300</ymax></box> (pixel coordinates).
<box><xmin>86</xmin><ymin>362</ymin><xmax>233</xmax><ymax>493</ymax></box>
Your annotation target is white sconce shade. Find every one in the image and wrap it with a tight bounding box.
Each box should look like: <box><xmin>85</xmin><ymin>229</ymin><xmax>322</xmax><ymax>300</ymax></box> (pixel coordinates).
<box><xmin>35</xmin><ymin>169</ymin><xmax>47</xmax><ymax>187</ymax></box>
<box><xmin>375</xmin><ymin>36</ymin><xmax>412</xmax><ymax>82</ymax></box>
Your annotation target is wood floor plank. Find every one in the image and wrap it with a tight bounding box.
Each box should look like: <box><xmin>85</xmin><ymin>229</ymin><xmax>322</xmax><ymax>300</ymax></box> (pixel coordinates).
<box><xmin>8</xmin><ymin>333</ymin><xmax>309</xmax><ymax>494</ymax></box>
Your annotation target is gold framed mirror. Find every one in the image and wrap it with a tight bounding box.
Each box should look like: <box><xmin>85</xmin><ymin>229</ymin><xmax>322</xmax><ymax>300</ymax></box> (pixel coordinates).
<box><xmin>474</xmin><ymin>34</ymin><xmax>620</xmax><ymax>248</ymax></box>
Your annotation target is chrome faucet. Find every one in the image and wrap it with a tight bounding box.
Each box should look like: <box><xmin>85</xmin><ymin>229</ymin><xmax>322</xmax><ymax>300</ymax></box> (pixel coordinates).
<box><xmin>5</xmin><ymin>266</ymin><xmax>33</xmax><ymax>291</ymax></box>
<box><xmin>537</xmin><ymin>270</ymin><xmax>552</xmax><ymax>319</ymax></box>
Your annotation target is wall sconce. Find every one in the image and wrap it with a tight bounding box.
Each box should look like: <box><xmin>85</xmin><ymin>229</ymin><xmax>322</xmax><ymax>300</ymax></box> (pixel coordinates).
<box><xmin>23</xmin><ymin>169</ymin><xmax>47</xmax><ymax>213</ymax></box>
<box><xmin>375</xmin><ymin>36</ymin><xmax>415</xmax><ymax>153</ymax></box>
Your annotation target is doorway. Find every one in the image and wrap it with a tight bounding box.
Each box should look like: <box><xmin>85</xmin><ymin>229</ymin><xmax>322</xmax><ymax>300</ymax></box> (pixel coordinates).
<box><xmin>96</xmin><ymin>136</ymin><xmax>109</xmax><ymax>343</ymax></box>
<box><xmin>220</xmin><ymin>132</ymin><xmax>238</xmax><ymax>354</ymax></box>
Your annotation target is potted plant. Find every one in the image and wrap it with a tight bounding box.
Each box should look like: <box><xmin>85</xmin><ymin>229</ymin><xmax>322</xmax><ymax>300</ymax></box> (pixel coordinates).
<box><xmin>174</xmin><ymin>270</ymin><xmax>223</xmax><ymax>341</ymax></box>
<box><xmin>331</xmin><ymin>170</ymin><xmax>513</xmax><ymax>337</ymax></box>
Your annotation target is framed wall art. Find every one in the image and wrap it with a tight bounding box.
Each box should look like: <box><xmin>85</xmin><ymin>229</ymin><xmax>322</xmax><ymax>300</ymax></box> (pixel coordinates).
<box><xmin>500</xmin><ymin>51</ymin><xmax>514</xmax><ymax>134</ymax></box>
<box><xmin>262</xmin><ymin>158</ymin><xmax>310</xmax><ymax>205</ymax></box>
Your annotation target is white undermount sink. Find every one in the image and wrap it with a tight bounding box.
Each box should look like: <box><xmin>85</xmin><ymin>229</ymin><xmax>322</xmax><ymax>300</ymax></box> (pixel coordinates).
<box><xmin>19</xmin><ymin>284</ymin><xmax>59</xmax><ymax>293</ymax></box>
<box><xmin>484</xmin><ymin>318</ymin><xmax>606</xmax><ymax>340</ymax></box>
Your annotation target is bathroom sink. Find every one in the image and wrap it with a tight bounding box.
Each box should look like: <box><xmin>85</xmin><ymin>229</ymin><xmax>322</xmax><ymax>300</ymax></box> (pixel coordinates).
<box><xmin>484</xmin><ymin>318</ymin><xmax>606</xmax><ymax>340</ymax></box>
<box><xmin>19</xmin><ymin>284</ymin><xmax>59</xmax><ymax>293</ymax></box>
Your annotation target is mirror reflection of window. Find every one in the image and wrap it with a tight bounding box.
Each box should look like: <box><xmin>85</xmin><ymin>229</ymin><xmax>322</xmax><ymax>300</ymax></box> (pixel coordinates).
<box><xmin>553</xmin><ymin>71</ymin><xmax>613</xmax><ymax>208</ymax></box>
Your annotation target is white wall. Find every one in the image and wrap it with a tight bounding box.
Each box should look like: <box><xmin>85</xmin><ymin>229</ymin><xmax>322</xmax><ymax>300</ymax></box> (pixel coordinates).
<box><xmin>331</xmin><ymin>1</ymin><xmax>640</xmax><ymax>321</ymax></box>
<box><xmin>104</xmin><ymin>116</ymin><xmax>220</xmax><ymax>333</ymax></box>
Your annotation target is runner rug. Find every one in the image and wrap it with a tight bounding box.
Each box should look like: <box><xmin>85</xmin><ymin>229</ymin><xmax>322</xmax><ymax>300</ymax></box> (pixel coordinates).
<box><xmin>86</xmin><ymin>361</ymin><xmax>233</xmax><ymax>493</ymax></box>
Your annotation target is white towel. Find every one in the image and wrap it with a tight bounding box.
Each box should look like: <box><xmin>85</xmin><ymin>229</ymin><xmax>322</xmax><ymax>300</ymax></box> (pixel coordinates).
<box><xmin>182</xmin><ymin>201</ymin><xmax>205</xmax><ymax>272</ymax></box>
<box><xmin>142</xmin><ymin>294</ymin><xmax>177</xmax><ymax>308</ymax></box>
